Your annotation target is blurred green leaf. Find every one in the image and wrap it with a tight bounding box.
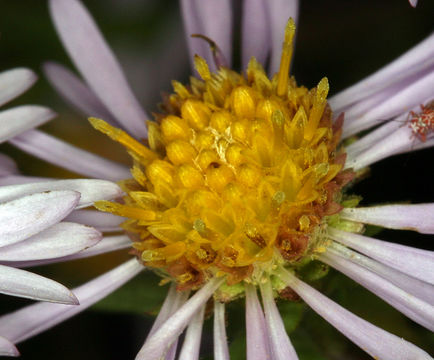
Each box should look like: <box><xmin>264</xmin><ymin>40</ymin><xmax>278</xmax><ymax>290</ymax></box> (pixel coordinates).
<box><xmin>90</xmin><ymin>271</ymin><xmax>168</xmax><ymax>315</ymax></box>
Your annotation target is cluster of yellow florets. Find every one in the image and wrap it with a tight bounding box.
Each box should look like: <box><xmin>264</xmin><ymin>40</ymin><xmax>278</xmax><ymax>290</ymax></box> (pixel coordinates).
<box><xmin>92</xmin><ymin>19</ymin><xmax>350</xmax><ymax>290</ymax></box>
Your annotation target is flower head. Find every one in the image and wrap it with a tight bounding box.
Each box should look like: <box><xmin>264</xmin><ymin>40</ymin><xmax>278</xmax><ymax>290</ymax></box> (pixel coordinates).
<box><xmin>0</xmin><ymin>0</ymin><xmax>433</xmax><ymax>359</ymax></box>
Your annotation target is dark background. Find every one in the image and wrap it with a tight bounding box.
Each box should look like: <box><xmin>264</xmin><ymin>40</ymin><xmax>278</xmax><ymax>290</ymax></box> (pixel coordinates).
<box><xmin>0</xmin><ymin>0</ymin><xmax>433</xmax><ymax>359</ymax></box>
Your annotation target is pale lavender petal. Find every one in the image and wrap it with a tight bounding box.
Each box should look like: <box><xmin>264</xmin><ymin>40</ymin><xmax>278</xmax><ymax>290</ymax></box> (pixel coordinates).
<box><xmin>340</xmin><ymin>204</ymin><xmax>434</xmax><ymax>234</ymax></box>
<box><xmin>181</xmin><ymin>0</ymin><xmax>232</xmax><ymax>71</ymax></box>
<box><xmin>65</xmin><ymin>209</ymin><xmax>124</xmax><ymax>232</ymax></box>
<box><xmin>0</xmin><ymin>190</ymin><xmax>80</xmax><ymax>248</ymax></box>
<box><xmin>330</xmin><ymin>33</ymin><xmax>434</xmax><ymax>112</ymax></box>
<box><xmin>0</xmin><ymin>154</ymin><xmax>18</xmax><ymax>177</ymax></box>
<box><xmin>0</xmin><ymin>222</ymin><xmax>101</xmax><ymax>261</ymax></box>
<box><xmin>0</xmin><ymin>265</ymin><xmax>78</xmax><ymax>304</ymax></box>
<box><xmin>346</xmin><ymin>122</ymin><xmax>434</xmax><ymax>170</ymax></box>
<box><xmin>135</xmin><ymin>277</ymin><xmax>224</xmax><ymax>360</ymax></box>
<box><xmin>0</xmin><ymin>179</ymin><xmax>122</xmax><ymax>209</ymax></box>
<box><xmin>0</xmin><ymin>259</ymin><xmax>143</xmax><ymax>344</ymax></box>
<box><xmin>0</xmin><ymin>68</ymin><xmax>36</xmax><ymax>107</ymax></box>
<box><xmin>279</xmin><ymin>268</ymin><xmax>432</xmax><ymax>360</ymax></box>
<box><xmin>0</xmin><ymin>335</ymin><xmax>19</xmax><ymax>357</ymax></box>
<box><xmin>213</xmin><ymin>301</ymin><xmax>230</xmax><ymax>360</ymax></box>
<box><xmin>241</xmin><ymin>0</ymin><xmax>270</xmax><ymax>69</ymax></box>
<box><xmin>260</xmin><ymin>281</ymin><xmax>299</xmax><ymax>360</ymax></box>
<box><xmin>409</xmin><ymin>0</ymin><xmax>418</xmax><ymax>7</ymax></box>
<box><xmin>178</xmin><ymin>303</ymin><xmax>205</xmax><ymax>360</ymax></box>
<box><xmin>9</xmin><ymin>130</ymin><xmax>130</xmax><ymax>181</ymax></box>
<box><xmin>43</xmin><ymin>61</ymin><xmax>117</xmax><ymax>124</ymax></box>
<box><xmin>267</xmin><ymin>0</ymin><xmax>299</xmax><ymax>75</ymax></box>
<box><xmin>320</xmin><ymin>249</ymin><xmax>434</xmax><ymax>331</ymax></box>
<box><xmin>0</xmin><ymin>175</ymin><xmax>51</xmax><ymax>186</ymax></box>
<box><xmin>2</xmin><ymin>234</ymin><xmax>130</xmax><ymax>268</ymax></box>
<box><xmin>342</xmin><ymin>69</ymin><xmax>434</xmax><ymax>138</ymax></box>
<box><xmin>147</xmin><ymin>284</ymin><xmax>177</xmax><ymax>338</ymax></box>
<box><xmin>0</xmin><ymin>106</ymin><xmax>56</xmax><ymax>143</ymax></box>
<box><xmin>329</xmin><ymin>228</ymin><xmax>434</xmax><ymax>285</ymax></box>
<box><xmin>330</xmin><ymin>241</ymin><xmax>434</xmax><ymax>306</ymax></box>
<box><xmin>49</xmin><ymin>0</ymin><xmax>148</xmax><ymax>138</ymax></box>
<box><xmin>245</xmin><ymin>283</ymin><xmax>272</xmax><ymax>360</ymax></box>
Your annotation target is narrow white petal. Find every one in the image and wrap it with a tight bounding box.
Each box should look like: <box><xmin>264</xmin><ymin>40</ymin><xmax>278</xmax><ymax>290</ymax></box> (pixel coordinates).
<box><xmin>267</xmin><ymin>0</ymin><xmax>299</xmax><ymax>75</ymax></box>
<box><xmin>330</xmin><ymin>241</ymin><xmax>434</xmax><ymax>306</ymax></box>
<box><xmin>0</xmin><ymin>190</ymin><xmax>80</xmax><ymax>248</ymax></box>
<box><xmin>180</xmin><ymin>0</ymin><xmax>232</xmax><ymax>72</ymax></box>
<box><xmin>43</xmin><ymin>61</ymin><xmax>117</xmax><ymax>124</ymax></box>
<box><xmin>340</xmin><ymin>204</ymin><xmax>434</xmax><ymax>234</ymax></box>
<box><xmin>147</xmin><ymin>284</ymin><xmax>178</xmax><ymax>338</ymax></box>
<box><xmin>260</xmin><ymin>281</ymin><xmax>299</xmax><ymax>360</ymax></box>
<box><xmin>178</xmin><ymin>303</ymin><xmax>205</xmax><ymax>360</ymax></box>
<box><xmin>320</xmin><ymin>249</ymin><xmax>434</xmax><ymax>331</ymax></box>
<box><xmin>0</xmin><ymin>265</ymin><xmax>78</xmax><ymax>304</ymax></box>
<box><xmin>0</xmin><ymin>336</ymin><xmax>19</xmax><ymax>357</ymax></box>
<box><xmin>2</xmin><ymin>234</ymin><xmax>130</xmax><ymax>268</ymax></box>
<box><xmin>213</xmin><ymin>301</ymin><xmax>230</xmax><ymax>360</ymax></box>
<box><xmin>329</xmin><ymin>228</ymin><xmax>434</xmax><ymax>285</ymax></box>
<box><xmin>0</xmin><ymin>179</ymin><xmax>122</xmax><ymax>209</ymax></box>
<box><xmin>279</xmin><ymin>268</ymin><xmax>432</xmax><ymax>360</ymax></box>
<box><xmin>342</xmin><ymin>69</ymin><xmax>434</xmax><ymax>138</ymax></box>
<box><xmin>49</xmin><ymin>0</ymin><xmax>148</xmax><ymax>138</ymax></box>
<box><xmin>0</xmin><ymin>105</ymin><xmax>55</xmax><ymax>143</ymax></box>
<box><xmin>0</xmin><ymin>222</ymin><xmax>101</xmax><ymax>261</ymax></box>
<box><xmin>242</xmin><ymin>0</ymin><xmax>270</xmax><ymax>69</ymax></box>
<box><xmin>135</xmin><ymin>277</ymin><xmax>224</xmax><ymax>360</ymax></box>
<box><xmin>0</xmin><ymin>154</ymin><xmax>18</xmax><ymax>177</ymax></box>
<box><xmin>245</xmin><ymin>284</ymin><xmax>272</xmax><ymax>360</ymax></box>
<box><xmin>65</xmin><ymin>209</ymin><xmax>124</xmax><ymax>232</ymax></box>
<box><xmin>0</xmin><ymin>68</ymin><xmax>36</xmax><ymax>107</ymax></box>
<box><xmin>329</xmin><ymin>33</ymin><xmax>434</xmax><ymax>111</ymax></box>
<box><xmin>0</xmin><ymin>259</ymin><xmax>143</xmax><ymax>344</ymax></box>
<box><xmin>409</xmin><ymin>0</ymin><xmax>418</xmax><ymax>7</ymax></box>
<box><xmin>9</xmin><ymin>130</ymin><xmax>130</xmax><ymax>181</ymax></box>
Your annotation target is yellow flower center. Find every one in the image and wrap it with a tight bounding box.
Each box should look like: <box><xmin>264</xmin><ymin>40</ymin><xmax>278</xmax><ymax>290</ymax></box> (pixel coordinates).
<box><xmin>91</xmin><ymin>19</ymin><xmax>349</xmax><ymax>291</ymax></box>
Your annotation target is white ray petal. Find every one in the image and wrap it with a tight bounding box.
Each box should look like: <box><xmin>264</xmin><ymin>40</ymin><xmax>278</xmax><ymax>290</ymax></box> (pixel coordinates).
<box><xmin>180</xmin><ymin>0</ymin><xmax>232</xmax><ymax>71</ymax></box>
<box><xmin>0</xmin><ymin>179</ymin><xmax>122</xmax><ymax>209</ymax></box>
<box><xmin>2</xmin><ymin>234</ymin><xmax>130</xmax><ymax>268</ymax></box>
<box><xmin>43</xmin><ymin>61</ymin><xmax>117</xmax><ymax>124</ymax></box>
<box><xmin>329</xmin><ymin>228</ymin><xmax>434</xmax><ymax>284</ymax></box>
<box><xmin>320</xmin><ymin>249</ymin><xmax>434</xmax><ymax>331</ymax></box>
<box><xmin>329</xmin><ymin>33</ymin><xmax>434</xmax><ymax>111</ymax></box>
<box><xmin>0</xmin><ymin>175</ymin><xmax>51</xmax><ymax>186</ymax></box>
<box><xmin>0</xmin><ymin>259</ymin><xmax>143</xmax><ymax>344</ymax></box>
<box><xmin>0</xmin><ymin>190</ymin><xmax>80</xmax><ymax>248</ymax></box>
<box><xmin>0</xmin><ymin>154</ymin><xmax>18</xmax><ymax>177</ymax></box>
<box><xmin>135</xmin><ymin>277</ymin><xmax>224</xmax><ymax>360</ymax></box>
<box><xmin>0</xmin><ymin>335</ymin><xmax>19</xmax><ymax>357</ymax></box>
<box><xmin>0</xmin><ymin>265</ymin><xmax>77</xmax><ymax>304</ymax></box>
<box><xmin>178</xmin><ymin>303</ymin><xmax>205</xmax><ymax>360</ymax></box>
<box><xmin>342</xmin><ymin>69</ymin><xmax>434</xmax><ymax>138</ymax></box>
<box><xmin>245</xmin><ymin>284</ymin><xmax>272</xmax><ymax>360</ymax></box>
<box><xmin>279</xmin><ymin>268</ymin><xmax>432</xmax><ymax>360</ymax></box>
<box><xmin>9</xmin><ymin>130</ymin><xmax>130</xmax><ymax>181</ymax></box>
<box><xmin>0</xmin><ymin>68</ymin><xmax>36</xmax><ymax>107</ymax></box>
<box><xmin>0</xmin><ymin>106</ymin><xmax>56</xmax><ymax>144</ymax></box>
<box><xmin>0</xmin><ymin>222</ymin><xmax>101</xmax><ymax>261</ymax></box>
<box><xmin>65</xmin><ymin>209</ymin><xmax>124</xmax><ymax>232</ymax></box>
<box><xmin>267</xmin><ymin>0</ymin><xmax>299</xmax><ymax>75</ymax></box>
<box><xmin>260</xmin><ymin>281</ymin><xmax>299</xmax><ymax>360</ymax></box>
<box><xmin>330</xmin><ymin>241</ymin><xmax>434</xmax><ymax>306</ymax></box>
<box><xmin>49</xmin><ymin>0</ymin><xmax>148</xmax><ymax>138</ymax></box>
<box><xmin>241</xmin><ymin>0</ymin><xmax>270</xmax><ymax>69</ymax></box>
<box><xmin>213</xmin><ymin>301</ymin><xmax>230</xmax><ymax>360</ymax></box>
<box><xmin>340</xmin><ymin>204</ymin><xmax>434</xmax><ymax>234</ymax></box>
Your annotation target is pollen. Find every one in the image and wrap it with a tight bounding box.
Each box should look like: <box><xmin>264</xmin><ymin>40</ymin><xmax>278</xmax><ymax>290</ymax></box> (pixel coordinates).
<box><xmin>91</xmin><ymin>19</ymin><xmax>349</xmax><ymax>291</ymax></box>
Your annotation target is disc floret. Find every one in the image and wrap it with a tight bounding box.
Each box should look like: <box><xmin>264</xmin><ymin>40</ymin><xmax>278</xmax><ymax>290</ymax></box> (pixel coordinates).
<box><xmin>92</xmin><ymin>20</ymin><xmax>351</xmax><ymax>295</ymax></box>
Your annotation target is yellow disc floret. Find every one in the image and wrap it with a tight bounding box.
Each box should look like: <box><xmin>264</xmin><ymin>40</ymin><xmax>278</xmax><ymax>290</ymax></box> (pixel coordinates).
<box><xmin>91</xmin><ymin>19</ymin><xmax>350</xmax><ymax>291</ymax></box>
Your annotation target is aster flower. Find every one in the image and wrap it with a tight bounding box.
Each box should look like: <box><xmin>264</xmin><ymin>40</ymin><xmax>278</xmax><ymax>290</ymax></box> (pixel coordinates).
<box><xmin>1</xmin><ymin>0</ymin><xmax>433</xmax><ymax>359</ymax></box>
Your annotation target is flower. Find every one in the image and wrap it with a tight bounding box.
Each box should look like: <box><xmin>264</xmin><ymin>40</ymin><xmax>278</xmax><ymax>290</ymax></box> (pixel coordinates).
<box><xmin>1</xmin><ymin>0</ymin><xmax>433</xmax><ymax>359</ymax></box>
